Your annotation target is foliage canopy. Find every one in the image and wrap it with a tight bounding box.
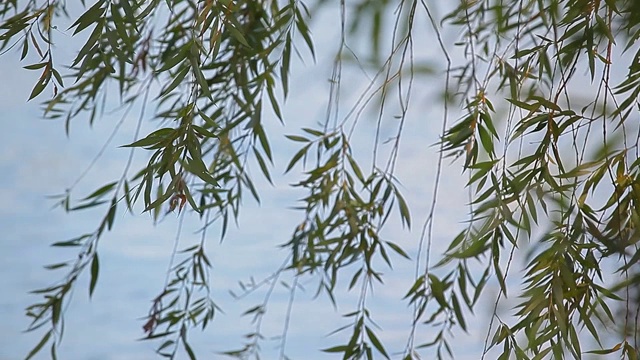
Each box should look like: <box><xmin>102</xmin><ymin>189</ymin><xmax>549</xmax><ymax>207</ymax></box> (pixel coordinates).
<box><xmin>4</xmin><ymin>0</ymin><xmax>640</xmax><ymax>359</ymax></box>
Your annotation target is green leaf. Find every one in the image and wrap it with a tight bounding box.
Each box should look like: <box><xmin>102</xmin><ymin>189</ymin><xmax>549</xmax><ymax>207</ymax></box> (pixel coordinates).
<box><xmin>295</xmin><ymin>8</ymin><xmax>315</xmax><ymax>58</ymax></box>
<box><xmin>530</xmin><ymin>95</ymin><xmax>561</xmax><ymax>111</ymax></box>
<box><xmin>82</xmin><ymin>182</ymin><xmax>117</xmax><ymax>200</ymax></box>
<box><xmin>451</xmin><ymin>294</ymin><xmax>467</xmax><ymax>332</ymax></box>
<box><xmin>477</xmin><ymin>123</ymin><xmax>494</xmax><ymax>156</ymax></box>
<box><xmin>51</xmin><ymin>68</ymin><xmax>64</xmax><ymax>86</ymax></box>
<box><xmin>160</xmin><ymin>65</ymin><xmax>189</xmax><ymax>96</ymax></box>
<box><xmin>28</xmin><ymin>69</ymin><xmax>50</xmax><ymax>100</ymax></box>
<box><xmin>366</xmin><ymin>326</ymin><xmax>390</xmax><ymax>359</ymax></box>
<box><xmin>322</xmin><ymin>345</ymin><xmax>349</xmax><ymax>353</ymax></box>
<box><xmin>394</xmin><ymin>189</ymin><xmax>411</xmax><ymax>228</ymax></box>
<box><xmin>385</xmin><ymin>241</ymin><xmax>410</xmax><ymax>259</ymax></box>
<box><xmin>183</xmin><ymin>338</ymin><xmax>197</xmax><ymax>360</ymax></box>
<box><xmin>428</xmin><ymin>274</ymin><xmax>448</xmax><ymax>308</ymax></box>
<box><xmin>285</xmin><ymin>144</ymin><xmax>310</xmax><ymax>173</ymax></box>
<box><xmin>531</xmin><ymin>347</ymin><xmax>552</xmax><ymax>360</ymax></box>
<box><xmin>106</xmin><ymin>199</ymin><xmax>116</xmax><ymax>230</ymax></box>
<box><xmin>347</xmin><ymin>155</ymin><xmax>365</xmax><ymax>183</ymax></box>
<box><xmin>71</xmin><ymin>19</ymin><xmax>105</xmax><ymax>67</ymax></box>
<box><xmin>44</xmin><ymin>262</ymin><xmax>68</xmax><ymax>270</ymax></box>
<box><xmin>26</xmin><ymin>330</ymin><xmax>51</xmax><ymax>360</ymax></box>
<box><xmin>302</xmin><ymin>127</ymin><xmax>325</xmax><ymax>137</ymax></box>
<box><xmin>190</xmin><ymin>48</ymin><xmax>212</xmax><ymax>99</ymax></box>
<box><xmin>285</xmin><ymin>134</ymin><xmax>310</xmax><ymax>142</ymax></box>
<box><xmin>121</xmin><ymin>136</ymin><xmax>161</xmax><ymax>149</ymax></box>
<box><xmin>51</xmin><ymin>234</ymin><xmax>92</xmax><ymax>247</ymax></box>
<box><xmin>253</xmin><ymin>147</ymin><xmax>272</xmax><ymax>184</ymax></box>
<box><xmin>226</xmin><ymin>23</ymin><xmax>250</xmax><ymax>47</ymax></box>
<box><xmin>349</xmin><ymin>268</ymin><xmax>363</xmax><ymax>290</ymax></box>
<box><xmin>69</xmin><ymin>1</ymin><xmax>106</xmax><ymax>35</ymax></box>
<box><xmin>185</xmin><ymin>157</ymin><xmax>218</xmax><ymax>187</ymax></box>
<box><xmin>506</xmin><ymin>98</ymin><xmax>538</xmax><ymax>111</ymax></box>
<box><xmin>192</xmin><ymin>124</ymin><xmax>217</xmax><ymax>139</ymax></box>
<box><xmin>23</xmin><ymin>62</ymin><xmax>48</xmax><ymax>70</ymax></box>
<box><xmin>586</xmin><ymin>347</ymin><xmax>620</xmax><ymax>355</ymax></box>
<box><xmin>254</xmin><ymin>124</ymin><xmax>272</xmax><ymax>161</ymax></box>
<box><xmin>404</xmin><ymin>276</ymin><xmax>425</xmax><ymax>300</ymax></box>
<box><xmin>89</xmin><ymin>253</ymin><xmax>99</xmax><ymax>297</ymax></box>
<box><xmin>69</xmin><ymin>200</ymin><xmax>108</xmax><ymax>211</ymax></box>
<box><xmin>625</xmin><ymin>343</ymin><xmax>638</xmax><ymax>360</ymax></box>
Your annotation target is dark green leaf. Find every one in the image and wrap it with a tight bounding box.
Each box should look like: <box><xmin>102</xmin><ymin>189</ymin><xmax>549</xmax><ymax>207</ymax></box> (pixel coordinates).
<box><xmin>82</xmin><ymin>182</ymin><xmax>117</xmax><ymax>200</ymax></box>
<box><xmin>366</xmin><ymin>326</ymin><xmax>389</xmax><ymax>359</ymax></box>
<box><xmin>26</xmin><ymin>330</ymin><xmax>51</xmax><ymax>360</ymax></box>
<box><xmin>69</xmin><ymin>1</ymin><xmax>106</xmax><ymax>35</ymax></box>
<box><xmin>89</xmin><ymin>253</ymin><xmax>99</xmax><ymax>297</ymax></box>
<box><xmin>285</xmin><ymin>144</ymin><xmax>310</xmax><ymax>173</ymax></box>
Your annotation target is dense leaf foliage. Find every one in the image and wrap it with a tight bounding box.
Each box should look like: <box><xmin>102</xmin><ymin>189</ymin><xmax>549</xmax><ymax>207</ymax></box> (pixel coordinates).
<box><xmin>3</xmin><ymin>0</ymin><xmax>640</xmax><ymax>359</ymax></box>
